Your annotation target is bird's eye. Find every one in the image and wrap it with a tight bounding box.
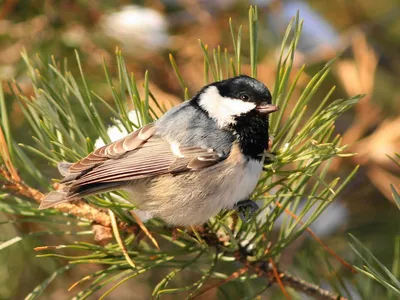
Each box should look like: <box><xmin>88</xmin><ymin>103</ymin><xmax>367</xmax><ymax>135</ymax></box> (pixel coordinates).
<box><xmin>239</xmin><ymin>94</ymin><xmax>249</xmax><ymax>101</ymax></box>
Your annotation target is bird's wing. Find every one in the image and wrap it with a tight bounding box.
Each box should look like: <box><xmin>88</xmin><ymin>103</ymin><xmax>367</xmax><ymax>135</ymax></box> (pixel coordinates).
<box><xmin>60</xmin><ymin>123</ymin><xmax>226</xmax><ymax>193</ymax></box>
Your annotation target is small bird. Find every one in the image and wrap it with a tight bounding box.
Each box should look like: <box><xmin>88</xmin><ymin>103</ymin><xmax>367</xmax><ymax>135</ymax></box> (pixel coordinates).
<box><xmin>40</xmin><ymin>75</ymin><xmax>278</xmax><ymax>226</ymax></box>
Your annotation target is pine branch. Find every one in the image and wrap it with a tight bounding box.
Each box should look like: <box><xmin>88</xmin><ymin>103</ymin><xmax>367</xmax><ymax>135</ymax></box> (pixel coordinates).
<box><xmin>0</xmin><ymin>166</ymin><xmax>139</xmax><ymax>240</ymax></box>
<box><xmin>2</xmin><ymin>162</ymin><xmax>346</xmax><ymax>299</ymax></box>
<box><xmin>279</xmin><ymin>272</ymin><xmax>347</xmax><ymax>300</ymax></box>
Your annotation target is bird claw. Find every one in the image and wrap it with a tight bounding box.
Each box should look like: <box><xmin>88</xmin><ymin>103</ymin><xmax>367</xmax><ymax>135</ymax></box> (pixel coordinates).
<box><xmin>233</xmin><ymin>200</ymin><xmax>259</xmax><ymax>222</ymax></box>
<box><xmin>263</xmin><ymin>152</ymin><xmax>277</xmax><ymax>164</ymax></box>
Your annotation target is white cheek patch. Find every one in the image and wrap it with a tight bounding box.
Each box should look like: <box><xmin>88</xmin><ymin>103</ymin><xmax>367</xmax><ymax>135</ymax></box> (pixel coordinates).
<box><xmin>199</xmin><ymin>86</ymin><xmax>256</xmax><ymax>127</ymax></box>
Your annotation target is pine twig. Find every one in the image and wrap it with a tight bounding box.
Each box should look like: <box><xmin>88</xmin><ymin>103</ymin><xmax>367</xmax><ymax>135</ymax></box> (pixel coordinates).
<box><xmin>2</xmin><ymin>172</ymin><xmax>347</xmax><ymax>299</ymax></box>
<box><xmin>280</xmin><ymin>272</ymin><xmax>347</xmax><ymax>300</ymax></box>
<box><xmin>1</xmin><ymin>168</ymin><xmax>139</xmax><ymax>238</ymax></box>
<box><xmin>251</xmin><ymin>260</ymin><xmax>347</xmax><ymax>300</ymax></box>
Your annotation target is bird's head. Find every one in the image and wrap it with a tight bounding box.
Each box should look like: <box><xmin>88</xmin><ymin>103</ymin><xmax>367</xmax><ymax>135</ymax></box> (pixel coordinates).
<box><xmin>196</xmin><ymin>75</ymin><xmax>278</xmax><ymax>128</ymax></box>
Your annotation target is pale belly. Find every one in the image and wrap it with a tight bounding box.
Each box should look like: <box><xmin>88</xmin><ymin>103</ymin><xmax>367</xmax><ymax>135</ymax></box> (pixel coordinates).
<box><xmin>126</xmin><ymin>154</ymin><xmax>263</xmax><ymax>226</ymax></box>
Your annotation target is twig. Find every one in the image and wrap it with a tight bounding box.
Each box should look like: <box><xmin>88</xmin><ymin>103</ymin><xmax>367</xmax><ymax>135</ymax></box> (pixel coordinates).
<box><xmin>280</xmin><ymin>272</ymin><xmax>347</xmax><ymax>300</ymax></box>
<box><xmin>250</xmin><ymin>260</ymin><xmax>346</xmax><ymax>300</ymax></box>
<box><xmin>1</xmin><ymin>170</ymin><xmax>139</xmax><ymax>236</ymax></box>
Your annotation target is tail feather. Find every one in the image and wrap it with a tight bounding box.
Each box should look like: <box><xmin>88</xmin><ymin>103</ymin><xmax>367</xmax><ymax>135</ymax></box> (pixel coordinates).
<box><xmin>39</xmin><ymin>191</ymin><xmax>71</xmax><ymax>209</ymax></box>
<box><xmin>39</xmin><ymin>182</ymin><xmax>127</xmax><ymax>209</ymax></box>
<box><xmin>39</xmin><ymin>161</ymin><xmax>128</xmax><ymax>209</ymax></box>
<box><xmin>58</xmin><ymin>162</ymin><xmax>73</xmax><ymax>176</ymax></box>
<box><xmin>70</xmin><ymin>182</ymin><xmax>126</xmax><ymax>198</ymax></box>
<box><xmin>58</xmin><ymin>162</ymin><xmax>84</xmax><ymax>184</ymax></box>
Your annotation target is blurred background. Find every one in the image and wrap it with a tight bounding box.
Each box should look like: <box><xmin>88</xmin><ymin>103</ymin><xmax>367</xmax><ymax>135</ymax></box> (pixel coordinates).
<box><xmin>0</xmin><ymin>0</ymin><xmax>399</xmax><ymax>299</ymax></box>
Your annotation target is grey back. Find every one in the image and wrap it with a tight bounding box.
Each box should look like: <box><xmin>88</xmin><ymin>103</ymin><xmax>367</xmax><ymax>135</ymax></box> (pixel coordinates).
<box><xmin>155</xmin><ymin>102</ymin><xmax>235</xmax><ymax>156</ymax></box>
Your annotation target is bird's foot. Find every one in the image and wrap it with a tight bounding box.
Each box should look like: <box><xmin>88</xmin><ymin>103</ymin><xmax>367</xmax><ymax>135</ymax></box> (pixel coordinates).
<box><xmin>263</xmin><ymin>151</ymin><xmax>277</xmax><ymax>164</ymax></box>
<box><xmin>233</xmin><ymin>200</ymin><xmax>259</xmax><ymax>222</ymax></box>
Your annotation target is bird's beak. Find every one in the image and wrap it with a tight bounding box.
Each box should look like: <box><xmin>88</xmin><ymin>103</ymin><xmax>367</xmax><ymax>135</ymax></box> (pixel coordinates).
<box><xmin>256</xmin><ymin>104</ymin><xmax>279</xmax><ymax>115</ymax></box>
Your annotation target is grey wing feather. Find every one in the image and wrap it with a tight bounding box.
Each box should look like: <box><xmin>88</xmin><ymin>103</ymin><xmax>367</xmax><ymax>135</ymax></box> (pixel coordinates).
<box><xmin>71</xmin><ymin>141</ymin><xmax>223</xmax><ymax>185</ymax></box>
<box><xmin>65</xmin><ymin>123</ymin><xmax>156</xmax><ymax>176</ymax></box>
<box><xmin>40</xmin><ymin>123</ymin><xmax>227</xmax><ymax>209</ymax></box>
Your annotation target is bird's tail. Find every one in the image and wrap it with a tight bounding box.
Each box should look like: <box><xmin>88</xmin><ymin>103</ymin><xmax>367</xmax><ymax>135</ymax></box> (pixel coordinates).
<box><xmin>39</xmin><ymin>181</ymin><xmax>124</xmax><ymax>209</ymax></box>
<box><xmin>40</xmin><ymin>166</ymin><xmax>126</xmax><ymax>210</ymax></box>
<box><xmin>40</xmin><ymin>161</ymin><xmax>127</xmax><ymax>209</ymax></box>
<box><xmin>39</xmin><ymin>189</ymin><xmax>72</xmax><ymax>209</ymax></box>
<box><xmin>39</xmin><ymin>162</ymin><xmax>77</xmax><ymax>209</ymax></box>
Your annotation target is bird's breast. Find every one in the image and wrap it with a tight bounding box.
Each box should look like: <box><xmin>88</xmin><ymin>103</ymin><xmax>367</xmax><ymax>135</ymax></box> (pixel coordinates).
<box><xmin>218</xmin><ymin>144</ymin><xmax>263</xmax><ymax>208</ymax></box>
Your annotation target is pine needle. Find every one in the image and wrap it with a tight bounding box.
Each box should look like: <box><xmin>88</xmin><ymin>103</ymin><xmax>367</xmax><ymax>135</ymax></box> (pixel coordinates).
<box><xmin>130</xmin><ymin>210</ymin><xmax>160</xmax><ymax>251</ymax></box>
<box><xmin>269</xmin><ymin>258</ymin><xmax>292</xmax><ymax>300</ymax></box>
<box><xmin>275</xmin><ymin>200</ymin><xmax>357</xmax><ymax>273</ymax></box>
<box><xmin>109</xmin><ymin>209</ymin><xmax>136</xmax><ymax>269</ymax></box>
<box><xmin>192</xmin><ymin>267</ymin><xmax>248</xmax><ymax>299</ymax></box>
<box><xmin>0</xmin><ymin>126</ymin><xmax>20</xmax><ymax>182</ymax></box>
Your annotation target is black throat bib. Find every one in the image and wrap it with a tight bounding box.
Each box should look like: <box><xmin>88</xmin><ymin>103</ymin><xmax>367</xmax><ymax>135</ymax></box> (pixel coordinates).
<box><xmin>231</xmin><ymin>111</ymin><xmax>270</xmax><ymax>161</ymax></box>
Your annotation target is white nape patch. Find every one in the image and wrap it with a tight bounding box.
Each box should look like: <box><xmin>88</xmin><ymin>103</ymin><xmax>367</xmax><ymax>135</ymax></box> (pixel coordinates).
<box><xmin>199</xmin><ymin>86</ymin><xmax>256</xmax><ymax>127</ymax></box>
<box><xmin>170</xmin><ymin>142</ymin><xmax>184</xmax><ymax>157</ymax></box>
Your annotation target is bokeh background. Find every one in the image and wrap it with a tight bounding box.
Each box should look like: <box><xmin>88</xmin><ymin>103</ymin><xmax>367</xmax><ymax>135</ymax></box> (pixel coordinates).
<box><xmin>0</xmin><ymin>0</ymin><xmax>399</xmax><ymax>299</ymax></box>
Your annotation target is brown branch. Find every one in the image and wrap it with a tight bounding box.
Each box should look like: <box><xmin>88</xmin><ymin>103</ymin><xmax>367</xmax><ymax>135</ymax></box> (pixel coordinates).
<box><xmin>193</xmin><ymin>252</ymin><xmax>345</xmax><ymax>300</ymax></box>
<box><xmin>1</xmin><ymin>170</ymin><xmax>139</xmax><ymax>239</ymax></box>
<box><xmin>280</xmin><ymin>272</ymin><xmax>347</xmax><ymax>300</ymax></box>
<box><xmin>250</xmin><ymin>260</ymin><xmax>347</xmax><ymax>300</ymax></box>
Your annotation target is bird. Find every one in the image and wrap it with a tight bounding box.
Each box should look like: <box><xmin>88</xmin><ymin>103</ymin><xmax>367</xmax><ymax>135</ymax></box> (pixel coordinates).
<box><xmin>39</xmin><ymin>75</ymin><xmax>278</xmax><ymax>226</ymax></box>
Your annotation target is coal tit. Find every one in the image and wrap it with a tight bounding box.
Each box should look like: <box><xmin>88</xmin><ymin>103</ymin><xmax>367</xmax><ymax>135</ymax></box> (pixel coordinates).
<box><xmin>40</xmin><ymin>75</ymin><xmax>278</xmax><ymax>226</ymax></box>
